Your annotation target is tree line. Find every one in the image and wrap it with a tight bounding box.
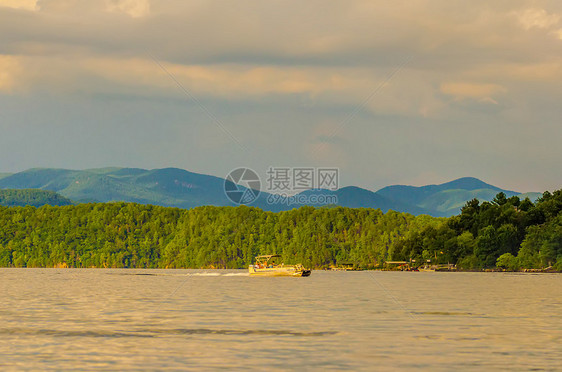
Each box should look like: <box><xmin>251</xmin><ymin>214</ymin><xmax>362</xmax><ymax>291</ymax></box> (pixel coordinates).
<box><xmin>0</xmin><ymin>189</ymin><xmax>560</xmax><ymax>270</ymax></box>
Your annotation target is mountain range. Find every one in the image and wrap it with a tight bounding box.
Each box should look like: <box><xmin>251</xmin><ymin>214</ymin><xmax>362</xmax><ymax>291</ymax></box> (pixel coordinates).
<box><xmin>0</xmin><ymin>167</ymin><xmax>541</xmax><ymax>217</ymax></box>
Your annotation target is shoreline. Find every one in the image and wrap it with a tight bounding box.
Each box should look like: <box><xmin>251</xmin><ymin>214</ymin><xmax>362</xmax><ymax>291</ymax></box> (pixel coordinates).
<box><xmin>0</xmin><ymin>267</ymin><xmax>560</xmax><ymax>273</ymax></box>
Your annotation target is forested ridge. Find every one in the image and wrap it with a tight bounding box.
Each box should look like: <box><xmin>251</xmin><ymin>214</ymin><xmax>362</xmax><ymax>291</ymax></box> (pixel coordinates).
<box><xmin>0</xmin><ymin>189</ymin><xmax>73</xmax><ymax>207</ymax></box>
<box><xmin>0</xmin><ymin>190</ymin><xmax>560</xmax><ymax>270</ymax></box>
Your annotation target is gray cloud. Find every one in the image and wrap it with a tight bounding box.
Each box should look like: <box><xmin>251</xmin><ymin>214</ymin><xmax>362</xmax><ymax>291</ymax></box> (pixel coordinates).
<box><xmin>0</xmin><ymin>0</ymin><xmax>561</xmax><ymax>192</ymax></box>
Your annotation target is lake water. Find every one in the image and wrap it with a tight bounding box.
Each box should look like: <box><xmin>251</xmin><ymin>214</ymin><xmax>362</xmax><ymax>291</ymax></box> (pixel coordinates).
<box><xmin>1</xmin><ymin>269</ymin><xmax>561</xmax><ymax>371</ymax></box>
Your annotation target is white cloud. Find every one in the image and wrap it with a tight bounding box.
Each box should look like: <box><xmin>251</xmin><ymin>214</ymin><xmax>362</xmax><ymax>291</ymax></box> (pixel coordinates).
<box><xmin>513</xmin><ymin>8</ymin><xmax>560</xmax><ymax>30</ymax></box>
<box><xmin>105</xmin><ymin>0</ymin><xmax>149</xmax><ymax>18</ymax></box>
<box><xmin>0</xmin><ymin>0</ymin><xmax>38</xmax><ymax>11</ymax></box>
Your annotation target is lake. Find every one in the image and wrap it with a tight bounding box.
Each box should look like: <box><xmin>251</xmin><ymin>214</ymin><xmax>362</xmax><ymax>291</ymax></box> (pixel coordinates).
<box><xmin>1</xmin><ymin>269</ymin><xmax>561</xmax><ymax>371</ymax></box>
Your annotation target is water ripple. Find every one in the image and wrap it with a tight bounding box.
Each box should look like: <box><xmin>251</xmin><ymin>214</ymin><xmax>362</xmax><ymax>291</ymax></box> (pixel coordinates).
<box><xmin>0</xmin><ymin>328</ymin><xmax>338</xmax><ymax>338</ymax></box>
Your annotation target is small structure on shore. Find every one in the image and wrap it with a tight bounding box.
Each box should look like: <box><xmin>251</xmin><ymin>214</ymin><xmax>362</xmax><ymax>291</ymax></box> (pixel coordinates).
<box><xmin>385</xmin><ymin>261</ymin><xmax>412</xmax><ymax>271</ymax></box>
<box><xmin>385</xmin><ymin>260</ymin><xmax>457</xmax><ymax>271</ymax></box>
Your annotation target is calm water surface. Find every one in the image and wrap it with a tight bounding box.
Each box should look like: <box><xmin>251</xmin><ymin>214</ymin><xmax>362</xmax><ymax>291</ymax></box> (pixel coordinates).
<box><xmin>1</xmin><ymin>269</ymin><xmax>561</xmax><ymax>371</ymax></box>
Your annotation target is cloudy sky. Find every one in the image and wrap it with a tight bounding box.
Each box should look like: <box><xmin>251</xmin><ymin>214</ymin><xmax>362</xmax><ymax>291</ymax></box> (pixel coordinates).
<box><xmin>1</xmin><ymin>0</ymin><xmax>561</xmax><ymax>192</ymax></box>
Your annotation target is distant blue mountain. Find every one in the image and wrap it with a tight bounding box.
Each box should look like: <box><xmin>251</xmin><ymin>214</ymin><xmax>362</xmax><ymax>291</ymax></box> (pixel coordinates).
<box><xmin>0</xmin><ymin>168</ymin><xmax>538</xmax><ymax>216</ymax></box>
<box><xmin>375</xmin><ymin>177</ymin><xmax>537</xmax><ymax>216</ymax></box>
<box><xmin>291</xmin><ymin>187</ymin><xmax>432</xmax><ymax>215</ymax></box>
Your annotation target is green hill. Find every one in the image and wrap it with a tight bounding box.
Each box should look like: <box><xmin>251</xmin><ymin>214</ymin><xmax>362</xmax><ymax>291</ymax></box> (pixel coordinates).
<box><xmin>0</xmin><ymin>169</ymin><xmax>539</xmax><ymax>216</ymax></box>
<box><xmin>0</xmin><ymin>189</ymin><xmax>560</xmax><ymax>270</ymax></box>
<box><xmin>0</xmin><ymin>203</ymin><xmax>441</xmax><ymax>268</ymax></box>
<box><xmin>0</xmin><ymin>168</ymin><xmax>416</xmax><ymax>213</ymax></box>
<box><xmin>0</xmin><ymin>189</ymin><xmax>73</xmax><ymax>207</ymax></box>
<box><xmin>0</xmin><ymin>168</ymin><xmax>252</xmax><ymax>209</ymax></box>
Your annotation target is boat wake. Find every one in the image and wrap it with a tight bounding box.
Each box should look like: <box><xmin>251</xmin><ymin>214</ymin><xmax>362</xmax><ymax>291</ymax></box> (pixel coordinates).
<box><xmin>113</xmin><ymin>271</ymin><xmax>251</xmax><ymax>277</ymax></box>
<box><xmin>187</xmin><ymin>272</ymin><xmax>249</xmax><ymax>277</ymax></box>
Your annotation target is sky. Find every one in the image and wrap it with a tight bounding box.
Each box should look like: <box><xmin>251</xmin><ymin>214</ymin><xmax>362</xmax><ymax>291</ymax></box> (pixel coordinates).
<box><xmin>0</xmin><ymin>0</ymin><xmax>561</xmax><ymax>192</ymax></box>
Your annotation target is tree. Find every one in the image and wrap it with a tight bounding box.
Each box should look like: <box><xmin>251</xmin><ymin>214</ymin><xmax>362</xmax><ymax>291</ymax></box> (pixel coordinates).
<box><xmin>496</xmin><ymin>253</ymin><xmax>519</xmax><ymax>271</ymax></box>
<box><xmin>492</xmin><ymin>192</ymin><xmax>508</xmax><ymax>206</ymax></box>
<box><xmin>474</xmin><ymin>226</ymin><xmax>498</xmax><ymax>267</ymax></box>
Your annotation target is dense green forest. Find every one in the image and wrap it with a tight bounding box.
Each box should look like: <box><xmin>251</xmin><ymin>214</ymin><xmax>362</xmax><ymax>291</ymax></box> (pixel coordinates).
<box><xmin>0</xmin><ymin>189</ymin><xmax>73</xmax><ymax>207</ymax></box>
<box><xmin>393</xmin><ymin>190</ymin><xmax>562</xmax><ymax>270</ymax></box>
<box><xmin>0</xmin><ymin>190</ymin><xmax>560</xmax><ymax>270</ymax></box>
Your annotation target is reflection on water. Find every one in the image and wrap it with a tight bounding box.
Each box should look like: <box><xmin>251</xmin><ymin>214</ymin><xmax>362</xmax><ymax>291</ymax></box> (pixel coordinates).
<box><xmin>0</xmin><ymin>269</ymin><xmax>561</xmax><ymax>371</ymax></box>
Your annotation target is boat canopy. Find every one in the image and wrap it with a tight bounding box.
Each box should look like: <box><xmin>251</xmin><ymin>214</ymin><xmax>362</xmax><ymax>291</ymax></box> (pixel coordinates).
<box><xmin>254</xmin><ymin>255</ymin><xmax>282</xmax><ymax>265</ymax></box>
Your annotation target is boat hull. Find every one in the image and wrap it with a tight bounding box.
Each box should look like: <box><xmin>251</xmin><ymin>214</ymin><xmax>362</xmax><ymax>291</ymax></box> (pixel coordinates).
<box><xmin>249</xmin><ymin>266</ymin><xmax>311</xmax><ymax>277</ymax></box>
